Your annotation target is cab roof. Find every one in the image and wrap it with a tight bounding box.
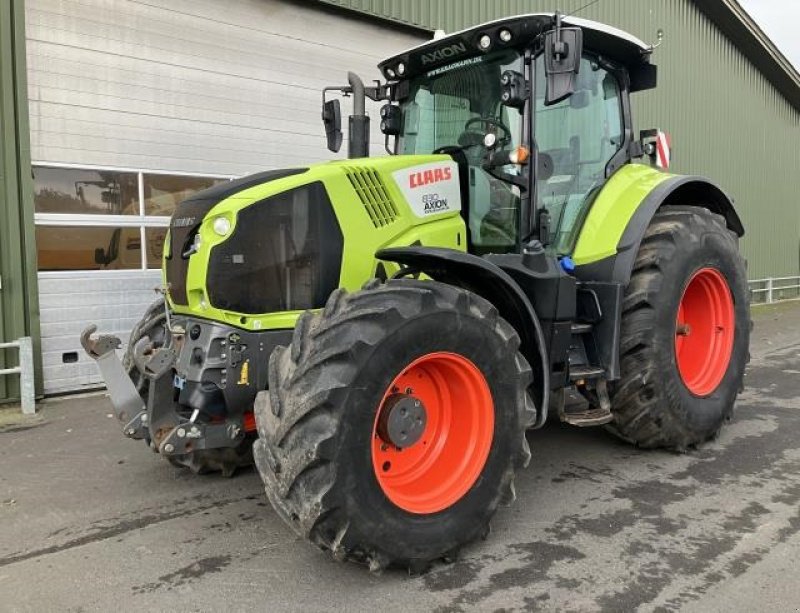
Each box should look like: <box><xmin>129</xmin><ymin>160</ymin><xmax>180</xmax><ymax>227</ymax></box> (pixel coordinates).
<box><xmin>379</xmin><ymin>13</ymin><xmax>657</xmax><ymax>91</ymax></box>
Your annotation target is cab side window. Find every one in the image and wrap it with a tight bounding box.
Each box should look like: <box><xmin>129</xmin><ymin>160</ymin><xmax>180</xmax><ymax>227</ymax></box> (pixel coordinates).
<box><xmin>535</xmin><ymin>54</ymin><xmax>624</xmax><ymax>253</ymax></box>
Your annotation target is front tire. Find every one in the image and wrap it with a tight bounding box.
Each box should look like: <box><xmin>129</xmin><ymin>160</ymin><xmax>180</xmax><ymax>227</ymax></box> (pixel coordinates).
<box><xmin>253</xmin><ymin>279</ymin><xmax>535</xmax><ymax>572</ymax></box>
<box><xmin>609</xmin><ymin>205</ymin><xmax>750</xmax><ymax>449</ymax></box>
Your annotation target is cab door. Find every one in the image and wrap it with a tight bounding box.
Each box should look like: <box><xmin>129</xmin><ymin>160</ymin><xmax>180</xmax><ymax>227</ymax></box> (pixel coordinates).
<box><xmin>534</xmin><ymin>54</ymin><xmax>625</xmax><ymax>253</ymax></box>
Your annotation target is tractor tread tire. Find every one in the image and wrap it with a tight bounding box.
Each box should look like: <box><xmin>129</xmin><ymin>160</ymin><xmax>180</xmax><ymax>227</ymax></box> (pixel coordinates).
<box><xmin>253</xmin><ymin>279</ymin><xmax>534</xmax><ymax>572</ymax></box>
<box><xmin>123</xmin><ymin>298</ymin><xmax>166</xmax><ymax>396</ymax></box>
<box><xmin>609</xmin><ymin>205</ymin><xmax>750</xmax><ymax>450</ymax></box>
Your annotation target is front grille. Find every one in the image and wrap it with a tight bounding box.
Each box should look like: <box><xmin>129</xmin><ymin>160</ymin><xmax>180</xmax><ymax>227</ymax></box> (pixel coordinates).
<box><xmin>206</xmin><ymin>182</ymin><xmax>343</xmax><ymax>314</ymax></box>
<box><xmin>165</xmin><ymin>167</ymin><xmax>307</xmax><ymax>306</ymax></box>
<box><xmin>344</xmin><ymin>167</ymin><xmax>398</xmax><ymax>228</ymax></box>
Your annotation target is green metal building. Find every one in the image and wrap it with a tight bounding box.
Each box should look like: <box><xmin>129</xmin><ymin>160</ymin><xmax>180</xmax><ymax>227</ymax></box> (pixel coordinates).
<box><xmin>0</xmin><ymin>0</ymin><xmax>39</xmax><ymax>402</ymax></box>
<box><xmin>0</xmin><ymin>0</ymin><xmax>798</xmax><ymax>401</ymax></box>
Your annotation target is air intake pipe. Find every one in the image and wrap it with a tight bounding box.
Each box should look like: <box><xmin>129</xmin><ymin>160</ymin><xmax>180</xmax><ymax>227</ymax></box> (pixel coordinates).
<box><xmin>347</xmin><ymin>71</ymin><xmax>370</xmax><ymax>159</ymax></box>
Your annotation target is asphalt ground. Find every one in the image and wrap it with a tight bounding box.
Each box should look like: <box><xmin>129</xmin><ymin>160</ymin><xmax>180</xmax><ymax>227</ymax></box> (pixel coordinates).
<box><xmin>1</xmin><ymin>302</ymin><xmax>800</xmax><ymax>612</ymax></box>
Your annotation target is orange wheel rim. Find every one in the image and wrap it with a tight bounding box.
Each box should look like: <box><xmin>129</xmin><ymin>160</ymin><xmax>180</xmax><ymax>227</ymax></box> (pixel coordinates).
<box><xmin>675</xmin><ymin>267</ymin><xmax>735</xmax><ymax>396</ymax></box>
<box><xmin>371</xmin><ymin>352</ymin><xmax>494</xmax><ymax>514</ymax></box>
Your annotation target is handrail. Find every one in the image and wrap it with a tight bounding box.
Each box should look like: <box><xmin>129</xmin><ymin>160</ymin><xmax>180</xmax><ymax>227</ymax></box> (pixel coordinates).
<box><xmin>0</xmin><ymin>337</ymin><xmax>35</xmax><ymax>414</ymax></box>
<box><xmin>748</xmin><ymin>276</ymin><xmax>800</xmax><ymax>304</ymax></box>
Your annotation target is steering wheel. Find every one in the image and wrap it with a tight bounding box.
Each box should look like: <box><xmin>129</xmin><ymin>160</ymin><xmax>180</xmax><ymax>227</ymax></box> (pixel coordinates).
<box><xmin>459</xmin><ymin>116</ymin><xmax>512</xmax><ymax>149</ymax></box>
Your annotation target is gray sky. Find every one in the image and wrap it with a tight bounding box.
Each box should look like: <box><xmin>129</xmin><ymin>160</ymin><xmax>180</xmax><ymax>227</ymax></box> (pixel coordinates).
<box><xmin>738</xmin><ymin>0</ymin><xmax>800</xmax><ymax>70</ymax></box>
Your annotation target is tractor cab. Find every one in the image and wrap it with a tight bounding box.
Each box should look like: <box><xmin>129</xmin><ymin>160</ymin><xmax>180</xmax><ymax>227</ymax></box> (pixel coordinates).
<box><xmin>384</xmin><ymin>14</ymin><xmax>657</xmax><ymax>256</ymax></box>
<box><xmin>327</xmin><ymin>14</ymin><xmax>658</xmax><ymax>257</ymax></box>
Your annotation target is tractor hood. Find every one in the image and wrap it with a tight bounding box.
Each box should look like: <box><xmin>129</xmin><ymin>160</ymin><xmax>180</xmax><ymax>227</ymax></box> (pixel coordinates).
<box><xmin>164</xmin><ymin>155</ymin><xmax>466</xmax><ymax>330</ymax></box>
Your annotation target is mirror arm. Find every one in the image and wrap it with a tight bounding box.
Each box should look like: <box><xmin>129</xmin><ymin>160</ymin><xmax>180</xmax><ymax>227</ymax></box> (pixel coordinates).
<box><xmin>553</xmin><ymin>11</ymin><xmax>564</xmax><ymax>61</ymax></box>
<box><xmin>365</xmin><ymin>80</ymin><xmax>392</xmax><ymax>102</ymax></box>
<box><xmin>482</xmin><ymin>155</ymin><xmax>528</xmax><ymax>190</ymax></box>
<box><xmin>322</xmin><ymin>85</ymin><xmax>351</xmax><ymax>105</ymax></box>
<box><xmin>384</xmin><ymin>133</ymin><xmax>396</xmax><ymax>156</ymax></box>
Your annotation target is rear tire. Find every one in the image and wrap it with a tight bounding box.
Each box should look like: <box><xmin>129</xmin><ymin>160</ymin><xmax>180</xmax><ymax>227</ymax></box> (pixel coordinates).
<box><xmin>609</xmin><ymin>206</ymin><xmax>750</xmax><ymax>449</ymax></box>
<box><xmin>253</xmin><ymin>279</ymin><xmax>535</xmax><ymax>572</ymax></box>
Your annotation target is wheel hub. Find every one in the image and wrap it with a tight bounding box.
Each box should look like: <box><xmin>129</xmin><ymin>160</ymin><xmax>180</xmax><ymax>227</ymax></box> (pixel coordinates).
<box><xmin>377</xmin><ymin>393</ymin><xmax>427</xmax><ymax>448</ymax></box>
<box><xmin>371</xmin><ymin>351</ymin><xmax>495</xmax><ymax>514</ymax></box>
<box><xmin>674</xmin><ymin>267</ymin><xmax>735</xmax><ymax>396</ymax></box>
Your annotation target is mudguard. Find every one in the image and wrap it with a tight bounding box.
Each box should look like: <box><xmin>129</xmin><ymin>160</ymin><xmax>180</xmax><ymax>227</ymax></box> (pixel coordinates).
<box><xmin>377</xmin><ymin>246</ymin><xmax>550</xmax><ymax>428</ymax></box>
<box><xmin>573</xmin><ymin>166</ymin><xmax>744</xmax><ymax>285</ymax></box>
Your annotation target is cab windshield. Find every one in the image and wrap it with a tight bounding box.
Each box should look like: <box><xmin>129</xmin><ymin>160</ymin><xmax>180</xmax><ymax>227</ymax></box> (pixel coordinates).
<box><xmin>398</xmin><ymin>50</ymin><xmax>524</xmax><ymax>253</ymax></box>
<box><xmin>396</xmin><ymin>49</ymin><xmax>625</xmax><ymax>257</ymax></box>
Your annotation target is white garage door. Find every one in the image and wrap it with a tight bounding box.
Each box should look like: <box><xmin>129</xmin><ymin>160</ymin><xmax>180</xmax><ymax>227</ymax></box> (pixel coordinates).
<box><xmin>26</xmin><ymin>0</ymin><xmax>426</xmax><ymax>394</ymax></box>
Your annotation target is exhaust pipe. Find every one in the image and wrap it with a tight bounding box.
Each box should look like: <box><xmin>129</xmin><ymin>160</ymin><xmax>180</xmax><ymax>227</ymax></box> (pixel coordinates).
<box><xmin>347</xmin><ymin>72</ymin><xmax>370</xmax><ymax>159</ymax></box>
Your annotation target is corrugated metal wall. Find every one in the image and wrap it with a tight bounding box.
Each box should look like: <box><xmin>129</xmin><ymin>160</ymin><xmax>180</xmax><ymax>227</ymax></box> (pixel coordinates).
<box><xmin>0</xmin><ymin>0</ymin><xmax>41</xmax><ymax>403</ymax></box>
<box><xmin>321</xmin><ymin>0</ymin><xmax>800</xmax><ymax>279</ymax></box>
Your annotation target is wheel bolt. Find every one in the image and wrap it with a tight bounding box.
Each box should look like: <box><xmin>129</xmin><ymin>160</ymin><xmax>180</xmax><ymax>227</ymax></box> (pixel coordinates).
<box><xmin>164</xmin><ymin>443</ymin><xmax>175</xmax><ymax>453</ymax></box>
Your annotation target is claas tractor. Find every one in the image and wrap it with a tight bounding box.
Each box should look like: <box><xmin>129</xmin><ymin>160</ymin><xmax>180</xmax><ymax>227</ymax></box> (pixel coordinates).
<box><xmin>82</xmin><ymin>13</ymin><xmax>750</xmax><ymax>572</ymax></box>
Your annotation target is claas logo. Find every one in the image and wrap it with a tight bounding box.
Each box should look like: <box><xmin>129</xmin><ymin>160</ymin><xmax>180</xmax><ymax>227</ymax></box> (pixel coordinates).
<box><xmin>409</xmin><ymin>166</ymin><xmax>452</xmax><ymax>188</ymax></box>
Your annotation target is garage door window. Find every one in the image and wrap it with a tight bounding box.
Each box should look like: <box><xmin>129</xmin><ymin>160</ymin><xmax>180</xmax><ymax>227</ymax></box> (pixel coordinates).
<box><xmin>33</xmin><ymin>165</ymin><xmax>229</xmax><ymax>272</ymax></box>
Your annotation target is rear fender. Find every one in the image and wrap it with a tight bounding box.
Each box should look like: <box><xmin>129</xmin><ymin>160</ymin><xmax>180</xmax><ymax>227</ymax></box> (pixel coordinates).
<box><xmin>575</xmin><ymin>173</ymin><xmax>744</xmax><ymax>285</ymax></box>
<box><xmin>377</xmin><ymin>246</ymin><xmax>550</xmax><ymax>428</ymax></box>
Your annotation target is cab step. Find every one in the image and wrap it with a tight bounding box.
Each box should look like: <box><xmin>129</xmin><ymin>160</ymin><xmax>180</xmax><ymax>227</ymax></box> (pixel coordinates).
<box><xmin>561</xmin><ymin>406</ymin><xmax>614</xmax><ymax>427</ymax></box>
<box><xmin>570</xmin><ymin>322</ymin><xmax>593</xmax><ymax>334</ymax></box>
<box><xmin>569</xmin><ymin>365</ymin><xmax>605</xmax><ymax>382</ymax></box>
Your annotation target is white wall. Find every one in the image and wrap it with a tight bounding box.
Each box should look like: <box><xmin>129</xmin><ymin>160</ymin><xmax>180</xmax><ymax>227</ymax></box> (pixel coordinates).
<box><xmin>38</xmin><ymin>271</ymin><xmax>162</xmax><ymax>393</ymax></box>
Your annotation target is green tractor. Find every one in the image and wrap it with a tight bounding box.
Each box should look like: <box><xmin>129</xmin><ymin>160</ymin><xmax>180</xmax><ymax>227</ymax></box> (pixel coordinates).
<box><xmin>82</xmin><ymin>13</ymin><xmax>749</xmax><ymax>571</ymax></box>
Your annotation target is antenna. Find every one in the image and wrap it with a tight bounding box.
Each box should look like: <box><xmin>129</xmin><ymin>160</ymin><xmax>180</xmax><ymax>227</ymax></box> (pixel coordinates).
<box><xmin>648</xmin><ymin>28</ymin><xmax>665</xmax><ymax>52</ymax></box>
<box><xmin>566</xmin><ymin>0</ymin><xmax>602</xmax><ymax>18</ymax></box>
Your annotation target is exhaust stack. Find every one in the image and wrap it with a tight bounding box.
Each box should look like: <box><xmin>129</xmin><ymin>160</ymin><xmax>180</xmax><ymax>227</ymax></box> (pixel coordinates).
<box><xmin>347</xmin><ymin>72</ymin><xmax>370</xmax><ymax>159</ymax></box>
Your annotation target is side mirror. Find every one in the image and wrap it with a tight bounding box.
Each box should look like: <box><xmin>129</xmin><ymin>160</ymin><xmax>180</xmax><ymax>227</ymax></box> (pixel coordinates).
<box><xmin>322</xmin><ymin>99</ymin><xmax>343</xmax><ymax>153</ymax></box>
<box><xmin>379</xmin><ymin>104</ymin><xmax>401</xmax><ymax>136</ymax></box>
<box><xmin>543</xmin><ymin>27</ymin><xmax>583</xmax><ymax>106</ymax></box>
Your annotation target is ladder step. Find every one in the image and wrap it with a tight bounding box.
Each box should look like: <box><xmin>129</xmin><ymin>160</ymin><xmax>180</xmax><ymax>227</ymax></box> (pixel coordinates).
<box><xmin>569</xmin><ymin>365</ymin><xmax>605</xmax><ymax>381</ymax></box>
<box><xmin>561</xmin><ymin>407</ymin><xmax>614</xmax><ymax>427</ymax></box>
<box><xmin>571</xmin><ymin>322</ymin><xmax>593</xmax><ymax>334</ymax></box>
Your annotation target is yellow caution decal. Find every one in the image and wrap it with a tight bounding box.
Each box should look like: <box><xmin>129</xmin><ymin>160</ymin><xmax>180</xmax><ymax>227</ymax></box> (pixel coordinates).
<box><xmin>237</xmin><ymin>359</ymin><xmax>250</xmax><ymax>386</ymax></box>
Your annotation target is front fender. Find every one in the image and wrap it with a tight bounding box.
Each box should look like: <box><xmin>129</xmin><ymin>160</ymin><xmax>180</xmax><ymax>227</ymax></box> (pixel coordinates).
<box><xmin>377</xmin><ymin>246</ymin><xmax>550</xmax><ymax>427</ymax></box>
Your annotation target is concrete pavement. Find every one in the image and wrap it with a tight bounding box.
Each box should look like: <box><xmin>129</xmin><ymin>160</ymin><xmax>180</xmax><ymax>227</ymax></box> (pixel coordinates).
<box><xmin>1</xmin><ymin>302</ymin><xmax>799</xmax><ymax>612</ymax></box>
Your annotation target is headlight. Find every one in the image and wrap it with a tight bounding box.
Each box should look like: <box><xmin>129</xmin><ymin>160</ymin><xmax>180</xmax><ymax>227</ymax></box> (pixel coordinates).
<box><xmin>213</xmin><ymin>216</ymin><xmax>231</xmax><ymax>236</ymax></box>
